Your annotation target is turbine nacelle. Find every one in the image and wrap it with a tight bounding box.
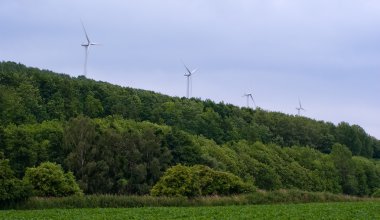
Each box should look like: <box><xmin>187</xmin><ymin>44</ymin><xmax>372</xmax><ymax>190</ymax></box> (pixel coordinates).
<box><xmin>184</xmin><ymin>67</ymin><xmax>198</xmax><ymax>76</ymax></box>
<box><xmin>243</xmin><ymin>93</ymin><xmax>256</xmax><ymax>109</ymax></box>
<box><xmin>82</xmin><ymin>43</ymin><xmax>100</xmax><ymax>47</ymax></box>
<box><xmin>296</xmin><ymin>98</ymin><xmax>306</xmax><ymax>115</ymax></box>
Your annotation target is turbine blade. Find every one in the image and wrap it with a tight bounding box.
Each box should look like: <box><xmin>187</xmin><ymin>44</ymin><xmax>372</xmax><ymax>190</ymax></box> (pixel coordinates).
<box><xmin>81</xmin><ymin>20</ymin><xmax>91</xmax><ymax>44</ymax></box>
<box><xmin>250</xmin><ymin>95</ymin><xmax>256</xmax><ymax>107</ymax></box>
<box><xmin>180</xmin><ymin>60</ymin><xmax>192</xmax><ymax>75</ymax></box>
<box><xmin>184</xmin><ymin>64</ymin><xmax>192</xmax><ymax>74</ymax></box>
<box><xmin>191</xmin><ymin>68</ymin><xmax>198</xmax><ymax>75</ymax></box>
<box><xmin>298</xmin><ymin>98</ymin><xmax>302</xmax><ymax>108</ymax></box>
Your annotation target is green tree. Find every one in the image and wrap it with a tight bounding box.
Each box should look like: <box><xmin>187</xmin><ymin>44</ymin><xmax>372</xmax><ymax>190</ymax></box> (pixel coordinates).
<box><xmin>84</xmin><ymin>93</ymin><xmax>104</xmax><ymax>118</ymax></box>
<box><xmin>63</xmin><ymin>116</ymin><xmax>98</xmax><ymax>192</ymax></box>
<box><xmin>1</xmin><ymin>121</ymin><xmax>64</xmax><ymax>177</ymax></box>
<box><xmin>0</xmin><ymin>156</ymin><xmax>31</xmax><ymax>206</ymax></box>
<box><xmin>330</xmin><ymin>144</ymin><xmax>358</xmax><ymax>195</ymax></box>
<box><xmin>46</xmin><ymin>92</ymin><xmax>66</xmax><ymax>120</ymax></box>
<box><xmin>165</xmin><ymin>128</ymin><xmax>203</xmax><ymax>165</ymax></box>
<box><xmin>0</xmin><ymin>86</ymin><xmax>29</xmax><ymax>124</ymax></box>
<box><xmin>17</xmin><ymin>82</ymin><xmax>46</xmax><ymax>122</ymax></box>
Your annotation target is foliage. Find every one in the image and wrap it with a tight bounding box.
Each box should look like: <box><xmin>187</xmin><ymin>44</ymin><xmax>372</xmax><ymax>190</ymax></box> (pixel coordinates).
<box><xmin>151</xmin><ymin>164</ymin><xmax>254</xmax><ymax>197</ymax></box>
<box><xmin>23</xmin><ymin>162</ymin><xmax>81</xmax><ymax>197</ymax></box>
<box><xmin>1</xmin><ymin>121</ymin><xmax>63</xmax><ymax>177</ymax></box>
<box><xmin>63</xmin><ymin>116</ymin><xmax>172</xmax><ymax>194</ymax></box>
<box><xmin>0</xmin><ymin>156</ymin><xmax>31</xmax><ymax>206</ymax></box>
<box><xmin>1</xmin><ymin>62</ymin><xmax>380</xmax><ymax>197</ymax></box>
<box><xmin>1</xmin><ymin>116</ymin><xmax>380</xmax><ymax>197</ymax></box>
<box><xmin>151</xmin><ymin>165</ymin><xmax>198</xmax><ymax>197</ymax></box>
<box><xmin>0</xmin><ymin>61</ymin><xmax>379</xmax><ymax>159</ymax></box>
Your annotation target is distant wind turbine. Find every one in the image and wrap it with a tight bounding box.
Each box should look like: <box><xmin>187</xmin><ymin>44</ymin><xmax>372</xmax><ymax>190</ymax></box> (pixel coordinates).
<box><xmin>182</xmin><ymin>61</ymin><xmax>198</xmax><ymax>98</ymax></box>
<box><xmin>296</xmin><ymin>98</ymin><xmax>305</xmax><ymax>116</ymax></box>
<box><xmin>81</xmin><ymin>21</ymin><xmax>99</xmax><ymax>77</ymax></box>
<box><xmin>243</xmin><ymin>93</ymin><xmax>256</xmax><ymax>109</ymax></box>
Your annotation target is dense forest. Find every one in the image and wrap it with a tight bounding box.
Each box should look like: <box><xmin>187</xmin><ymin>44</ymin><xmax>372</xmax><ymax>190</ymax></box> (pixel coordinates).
<box><xmin>1</xmin><ymin>61</ymin><xmax>380</xmax><ymax>200</ymax></box>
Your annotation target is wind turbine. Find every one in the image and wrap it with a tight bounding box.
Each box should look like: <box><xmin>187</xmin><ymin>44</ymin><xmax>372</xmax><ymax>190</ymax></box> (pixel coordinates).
<box><xmin>243</xmin><ymin>93</ymin><xmax>256</xmax><ymax>109</ymax></box>
<box><xmin>296</xmin><ymin>98</ymin><xmax>305</xmax><ymax>116</ymax></box>
<box><xmin>81</xmin><ymin>21</ymin><xmax>99</xmax><ymax>77</ymax></box>
<box><xmin>182</xmin><ymin>62</ymin><xmax>198</xmax><ymax>98</ymax></box>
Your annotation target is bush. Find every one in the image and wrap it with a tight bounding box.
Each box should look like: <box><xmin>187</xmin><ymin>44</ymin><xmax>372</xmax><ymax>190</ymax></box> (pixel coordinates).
<box><xmin>151</xmin><ymin>165</ymin><xmax>254</xmax><ymax>197</ymax></box>
<box><xmin>0</xmin><ymin>158</ymin><xmax>31</xmax><ymax>206</ymax></box>
<box><xmin>23</xmin><ymin>162</ymin><xmax>82</xmax><ymax>197</ymax></box>
<box><xmin>195</xmin><ymin>165</ymin><xmax>254</xmax><ymax>195</ymax></box>
<box><xmin>151</xmin><ymin>165</ymin><xmax>198</xmax><ymax>197</ymax></box>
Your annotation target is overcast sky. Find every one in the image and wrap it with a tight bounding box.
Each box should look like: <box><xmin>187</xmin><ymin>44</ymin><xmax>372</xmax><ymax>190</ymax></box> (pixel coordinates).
<box><xmin>1</xmin><ymin>0</ymin><xmax>379</xmax><ymax>138</ymax></box>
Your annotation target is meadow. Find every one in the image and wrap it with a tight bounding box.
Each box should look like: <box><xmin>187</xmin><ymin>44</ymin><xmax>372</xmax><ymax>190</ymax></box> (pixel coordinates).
<box><xmin>1</xmin><ymin>201</ymin><xmax>379</xmax><ymax>220</ymax></box>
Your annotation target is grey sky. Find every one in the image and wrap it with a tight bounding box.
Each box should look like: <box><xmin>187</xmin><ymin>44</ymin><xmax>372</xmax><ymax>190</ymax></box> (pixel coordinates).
<box><xmin>1</xmin><ymin>0</ymin><xmax>379</xmax><ymax>138</ymax></box>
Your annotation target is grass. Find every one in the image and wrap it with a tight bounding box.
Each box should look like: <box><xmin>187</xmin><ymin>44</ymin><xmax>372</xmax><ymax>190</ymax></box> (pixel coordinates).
<box><xmin>3</xmin><ymin>189</ymin><xmax>378</xmax><ymax>210</ymax></box>
<box><xmin>1</xmin><ymin>201</ymin><xmax>380</xmax><ymax>219</ymax></box>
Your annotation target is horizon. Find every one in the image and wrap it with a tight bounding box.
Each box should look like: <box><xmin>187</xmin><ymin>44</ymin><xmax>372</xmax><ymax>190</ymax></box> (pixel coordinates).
<box><xmin>1</xmin><ymin>1</ymin><xmax>379</xmax><ymax>138</ymax></box>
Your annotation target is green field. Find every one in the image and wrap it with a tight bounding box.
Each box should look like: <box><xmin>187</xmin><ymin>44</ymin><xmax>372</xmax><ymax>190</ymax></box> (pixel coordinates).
<box><xmin>1</xmin><ymin>202</ymin><xmax>379</xmax><ymax>220</ymax></box>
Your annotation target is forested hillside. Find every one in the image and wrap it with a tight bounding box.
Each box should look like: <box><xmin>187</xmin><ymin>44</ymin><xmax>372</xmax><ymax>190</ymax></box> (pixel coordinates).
<box><xmin>1</xmin><ymin>61</ymin><xmax>380</xmax><ymax>198</ymax></box>
<box><xmin>1</xmin><ymin>62</ymin><xmax>379</xmax><ymax>157</ymax></box>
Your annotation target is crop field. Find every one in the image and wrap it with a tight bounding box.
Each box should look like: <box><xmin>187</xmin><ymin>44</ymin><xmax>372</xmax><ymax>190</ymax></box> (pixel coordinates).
<box><xmin>1</xmin><ymin>201</ymin><xmax>379</xmax><ymax>220</ymax></box>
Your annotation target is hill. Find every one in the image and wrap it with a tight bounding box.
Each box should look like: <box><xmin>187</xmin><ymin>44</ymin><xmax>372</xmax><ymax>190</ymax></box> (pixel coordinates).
<box><xmin>1</xmin><ymin>61</ymin><xmax>378</xmax><ymax>157</ymax></box>
<box><xmin>0</xmin><ymin>61</ymin><xmax>380</xmax><ymax>197</ymax></box>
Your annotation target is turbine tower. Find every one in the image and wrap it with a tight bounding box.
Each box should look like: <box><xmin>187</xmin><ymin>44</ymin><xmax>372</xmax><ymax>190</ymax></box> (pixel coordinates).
<box><xmin>81</xmin><ymin>21</ymin><xmax>99</xmax><ymax>77</ymax></box>
<box><xmin>182</xmin><ymin>62</ymin><xmax>198</xmax><ymax>98</ymax></box>
<box><xmin>243</xmin><ymin>93</ymin><xmax>256</xmax><ymax>109</ymax></box>
<box><xmin>296</xmin><ymin>98</ymin><xmax>305</xmax><ymax>116</ymax></box>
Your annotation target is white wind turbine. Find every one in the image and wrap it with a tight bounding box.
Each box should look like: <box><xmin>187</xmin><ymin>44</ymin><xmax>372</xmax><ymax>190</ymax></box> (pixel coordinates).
<box><xmin>296</xmin><ymin>98</ymin><xmax>305</xmax><ymax>116</ymax></box>
<box><xmin>243</xmin><ymin>93</ymin><xmax>256</xmax><ymax>109</ymax></box>
<box><xmin>182</xmin><ymin>62</ymin><xmax>198</xmax><ymax>98</ymax></box>
<box><xmin>81</xmin><ymin>21</ymin><xmax>99</xmax><ymax>77</ymax></box>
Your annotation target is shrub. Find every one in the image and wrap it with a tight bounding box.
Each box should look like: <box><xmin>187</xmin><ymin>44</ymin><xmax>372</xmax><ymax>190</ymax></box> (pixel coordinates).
<box><xmin>0</xmin><ymin>157</ymin><xmax>31</xmax><ymax>206</ymax></box>
<box><xmin>194</xmin><ymin>165</ymin><xmax>254</xmax><ymax>195</ymax></box>
<box><xmin>150</xmin><ymin>165</ymin><xmax>198</xmax><ymax>197</ymax></box>
<box><xmin>23</xmin><ymin>162</ymin><xmax>82</xmax><ymax>197</ymax></box>
<box><xmin>151</xmin><ymin>164</ymin><xmax>254</xmax><ymax>197</ymax></box>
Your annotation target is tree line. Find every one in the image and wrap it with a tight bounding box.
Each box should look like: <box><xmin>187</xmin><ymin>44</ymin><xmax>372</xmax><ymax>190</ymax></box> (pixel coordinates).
<box><xmin>1</xmin><ymin>61</ymin><xmax>380</xmax><ymax>201</ymax></box>
<box><xmin>0</xmin><ymin>61</ymin><xmax>379</xmax><ymax>158</ymax></box>
<box><xmin>1</xmin><ymin>116</ymin><xmax>379</xmax><ymax>197</ymax></box>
